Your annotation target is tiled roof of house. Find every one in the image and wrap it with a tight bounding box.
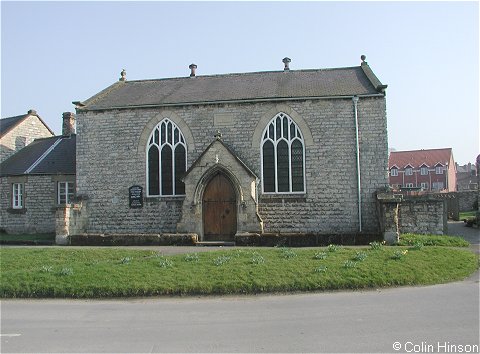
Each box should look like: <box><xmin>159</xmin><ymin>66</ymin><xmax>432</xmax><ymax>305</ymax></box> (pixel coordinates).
<box><xmin>389</xmin><ymin>148</ymin><xmax>453</xmax><ymax>169</ymax></box>
<box><xmin>0</xmin><ymin>135</ymin><xmax>76</xmax><ymax>176</ymax></box>
<box><xmin>77</xmin><ymin>63</ymin><xmax>387</xmax><ymax>111</ymax></box>
<box><xmin>0</xmin><ymin>111</ymin><xmax>54</xmax><ymax>138</ymax></box>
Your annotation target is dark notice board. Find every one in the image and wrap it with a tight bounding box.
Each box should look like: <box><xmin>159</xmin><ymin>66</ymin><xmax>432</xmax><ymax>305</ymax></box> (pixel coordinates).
<box><xmin>129</xmin><ymin>185</ymin><xmax>143</xmax><ymax>208</ymax></box>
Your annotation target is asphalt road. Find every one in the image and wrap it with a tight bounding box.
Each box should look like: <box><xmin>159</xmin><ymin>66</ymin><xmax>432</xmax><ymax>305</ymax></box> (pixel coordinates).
<box><xmin>2</xmin><ymin>273</ymin><xmax>479</xmax><ymax>354</ymax></box>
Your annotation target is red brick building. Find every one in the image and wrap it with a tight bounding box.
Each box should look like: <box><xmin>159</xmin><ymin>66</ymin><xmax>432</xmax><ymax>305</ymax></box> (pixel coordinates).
<box><xmin>388</xmin><ymin>148</ymin><xmax>456</xmax><ymax>192</ymax></box>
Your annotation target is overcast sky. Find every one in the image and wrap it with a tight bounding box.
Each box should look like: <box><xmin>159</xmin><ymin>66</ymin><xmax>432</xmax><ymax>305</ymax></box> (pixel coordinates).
<box><xmin>1</xmin><ymin>1</ymin><xmax>478</xmax><ymax>164</ymax></box>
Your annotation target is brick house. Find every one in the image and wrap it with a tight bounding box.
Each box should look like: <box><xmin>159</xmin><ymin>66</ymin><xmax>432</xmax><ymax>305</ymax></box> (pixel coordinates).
<box><xmin>0</xmin><ymin>113</ymin><xmax>76</xmax><ymax>234</ymax></box>
<box><xmin>388</xmin><ymin>148</ymin><xmax>456</xmax><ymax>192</ymax></box>
<box><xmin>0</xmin><ymin>109</ymin><xmax>54</xmax><ymax>162</ymax></box>
<box><xmin>59</xmin><ymin>56</ymin><xmax>389</xmax><ymax>244</ymax></box>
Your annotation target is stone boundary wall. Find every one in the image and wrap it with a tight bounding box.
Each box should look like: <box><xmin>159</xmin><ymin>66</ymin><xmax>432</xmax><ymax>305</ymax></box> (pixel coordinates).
<box><xmin>68</xmin><ymin>233</ymin><xmax>198</xmax><ymax>246</ymax></box>
<box><xmin>456</xmin><ymin>190</ymin><xmax>478</xmax><ymax>212</ymax></box>
<box><xmin>377</xmin><ymin>193</ymin><xmax>447</xmax><ymax>244</ymax></box>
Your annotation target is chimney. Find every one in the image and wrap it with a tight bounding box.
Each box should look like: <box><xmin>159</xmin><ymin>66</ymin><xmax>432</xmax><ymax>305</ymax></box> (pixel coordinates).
<box><xmin>189</xmin><ymin>64</ymin><xmax>197</xmax><ymax>77</ymax></box>
<box><xmin>282</xmin><ymin>57</ymin><xmax>291</xmax><ymax>71</ymax></box>
<box><xmin>62</xmin><ymin>112</ymin><xmax>76</xmax><ymax>135</ymax></box>
<box><xmin>119</xmin><ymin>69</ymin><xmax>126</xmax><ymax>81</ymax></box>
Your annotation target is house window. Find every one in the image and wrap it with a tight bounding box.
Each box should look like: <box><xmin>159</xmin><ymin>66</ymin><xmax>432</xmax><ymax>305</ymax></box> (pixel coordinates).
<box><xmin>58</xmin><ymin>182</ymin><xmax>75</xmax><ymax>205</ymax></box>
<box><xmin>420</xmin><ymin>167</ymin><xmax>428</xmax><ymax>175</ymax></box>
<box><xmin>432</xmin><ymin>182</ymin><xmax>444</xmax><ymax>190</ymax></box>
<box><xmin>405</xmin><ymin>167</ymin><xmax>413</xmax><ymax>176</ymax></box>
<box><xmin>421</xmin><ymin>182</ymin><xmax>428</xmax><ymax>190</ymax></box>
<box><xmin>390</xmin><ymin>168</ymin><xmax>398</xmax><ymax>177</ymax></box>
<box><xmin>147</xmin><ymin>118</ymin><xmax>187</xmax><ymax>196</ymax></box>
<box><xmin>12</xmin><ymin>183</ymin><xmax>24</xmax><ymax>209</ymax></box>
<box><xmin>261</xmin><ymin>112</ymin><xmax>305</xmax><ymax>193</ymax></box>
<box><xmin>435</xmin><ymin>166</ymin><xmax>443</xmax><ymax>174</ymax></box>
<box><xmin>405</xmin><ymin>183</ymin><xmax>414</xmax><ymax>188</ymax></box>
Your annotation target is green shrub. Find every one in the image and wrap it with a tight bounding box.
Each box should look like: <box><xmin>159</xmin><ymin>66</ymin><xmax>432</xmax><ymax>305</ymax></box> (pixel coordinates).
<box><xmin>369</xmin><ymin>241</ymin><xmax>385</xmax><ymax>250</ymax></box>
<box><xmin>213</xmin><ymin>255</ymin><xmax>231</xmax><ymax>266</ymax></box>
<box><xmin>184</xmin><ymin>253</ymin><xmax>199</xmax><ymax>262</ymax></box>
<box><xmin>58</xmin><ymin>267</ymin><xmax>73</xmax><ymax>276</ymax></box>
<box><xmin>392</xmin><ymin>250</ymin><xmax>408</xmax><ymax>260</ymax></box>
<box><xmin>279</xmin><ymin>247</ymin><xmax>297</xmax><ymax>259</ymax></box>
<box><xmin>343</xmin><ymin>260</ymin><xmax>357</xmax><ymax>268</ymax></box>
<box><xmin>314</xmin><ymin>251</ymin><xmax>328</xmax><ymax>260</ymax></box>
<box><xmin>327</xmin><ymin>244</ymin><xmax>339</xmax><ymax>252</ymax></box>
<box><xmin>314</xmin><ymin>265</ymin><xmax>328</xmax><ymax>273</ymax></box>
<box><xmin>250</xmin><ymin>252</ymin><xmax>265</xmax><ymax>265</ymax></box>
<box><xmin>159</xmin><ymin>258</ymin><xmax>174</xmax><ymax>268</ymax></box>
<box><xmin>353</xmin><ymin>252</ymin><xmax>368</xmax><ymax>262</ymax></box>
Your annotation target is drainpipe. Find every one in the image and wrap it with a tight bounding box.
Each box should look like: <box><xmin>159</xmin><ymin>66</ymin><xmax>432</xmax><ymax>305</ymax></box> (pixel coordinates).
<box><xmin>353</xmin><ymin>96</ymin><xmax>362</xmax><ymax>233</ymax></box>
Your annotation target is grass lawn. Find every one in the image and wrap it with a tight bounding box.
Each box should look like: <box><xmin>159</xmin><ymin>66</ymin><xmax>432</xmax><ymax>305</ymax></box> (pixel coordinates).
<box><xmin>0</xmin><ymin>245</ymin><xmax>477</xmax><ymax>298</ymax></box>
<box><xmin>459</xmin><ymin>211</ymin><xmax>477</xmax><ymax>220</ymax></box>
<box><xmin>398</xmin><ymin>233</ymin><xmax>470</xmax><ymax>247</ymax></box>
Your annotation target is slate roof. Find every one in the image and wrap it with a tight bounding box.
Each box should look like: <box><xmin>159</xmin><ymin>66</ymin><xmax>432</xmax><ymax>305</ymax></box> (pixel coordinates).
<box><xmin>77</xmin><ymin>63</ymin><xmax>387</xmax><ymax>111</ymax></box>
<box><xmin>0</xmin><ymin>135</ymin><xmax>76</xmax><ymax>176</ymax></box>
<box><xmin>389</xmin><ymin>148</ymin><xmax>454</xmax><ymax>169</ymax></box>
<box><xmin>0</xmin><ymin>112</ymin><xmax>54</xmax><ymax>138</ymax></box>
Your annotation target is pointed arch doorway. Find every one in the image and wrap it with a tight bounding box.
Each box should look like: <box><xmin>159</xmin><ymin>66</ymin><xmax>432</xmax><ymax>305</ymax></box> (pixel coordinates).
<box><xmin>202</xmin><ymin>173</ymin><xmax>237</xmax><ymax>241</ymax></box>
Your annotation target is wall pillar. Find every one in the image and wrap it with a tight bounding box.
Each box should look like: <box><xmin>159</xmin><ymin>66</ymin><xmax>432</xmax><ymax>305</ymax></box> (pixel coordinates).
<box><xmin>55</xmin><ymin>201</ymin><xmax>88</xmax><ymax>244</ymax></box>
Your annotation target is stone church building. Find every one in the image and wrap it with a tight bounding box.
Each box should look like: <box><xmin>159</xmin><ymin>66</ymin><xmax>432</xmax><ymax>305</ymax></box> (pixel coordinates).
<box><xmin>58</xmin><ymin>56</ymin><xmax>388</xmax><ymax>244</ymax></box>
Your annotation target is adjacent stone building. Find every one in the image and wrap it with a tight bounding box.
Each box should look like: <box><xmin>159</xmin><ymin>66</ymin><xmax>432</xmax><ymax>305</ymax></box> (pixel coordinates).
<box><xmin>0</xmin><ymin>110</ymin><xmax>54</xmax><ymax>162</ymax></box>
<box><xmin>61</xmin><ymin>57</ymin><xmax>389</xmax><ymax>244</ymax></box>
<box><xmin>0</xmin><ymin>113</ymin><xmax>76</xmax><ymax>234</ymax></box>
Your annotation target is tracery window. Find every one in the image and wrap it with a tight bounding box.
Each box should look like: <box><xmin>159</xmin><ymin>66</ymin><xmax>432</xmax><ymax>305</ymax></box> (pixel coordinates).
<box><xmin>147</xmin><ymin>119</ymin><xmax>186</xmax><ymax>196</ymax></box>
<box><xmin>261</xmin><ymin>112</ymin><xmax>305</xmax><ymax>193</ymax></box>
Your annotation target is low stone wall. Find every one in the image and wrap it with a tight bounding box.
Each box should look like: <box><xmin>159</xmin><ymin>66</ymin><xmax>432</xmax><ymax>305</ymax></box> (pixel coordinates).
<box><xmin>235</xmin><ymin>232</ymin><xmax>381</xmax><ymax>247</ymax></box>
<box><xmin>457</xmin><ymin>190</ymin><xmax>478</xmax><ymax>212</ymax></box>
<box><xmin>377</xmin><ymin>192</ymin><xmax>447</xmax><ymax>244</ymax></box>
<box><xmin>68</xmin><ymin>233</ymin><xmax>198</xmax><ymax>246</ymax></box>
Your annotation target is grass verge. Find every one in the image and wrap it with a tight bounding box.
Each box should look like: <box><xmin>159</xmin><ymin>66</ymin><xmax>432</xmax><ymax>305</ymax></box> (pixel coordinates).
<box><xmin>0</xmin><ymin>246</ymin><xmax>477</xmax><ymax>298</ymax></box>
<box><xmin>459</xmin><ymin>211</ymin><xmax>476</xmax><ymax>220</ymax></box>
<box><xmin>398</xmin><ymin>233</ymin><xmax>470</xmax><ymax>247</ymax></box>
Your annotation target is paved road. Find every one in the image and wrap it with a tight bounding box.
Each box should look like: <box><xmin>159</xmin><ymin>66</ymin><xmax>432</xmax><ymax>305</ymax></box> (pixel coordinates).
<box><xmin>2</xmin><ymin>274</ymin><xmax>479</xmax><ymax>353</ymax></box>
<box><xmin>447</xmin><ymin>221</ymin><xmax>479</xmax><ymax>249</ymax></box>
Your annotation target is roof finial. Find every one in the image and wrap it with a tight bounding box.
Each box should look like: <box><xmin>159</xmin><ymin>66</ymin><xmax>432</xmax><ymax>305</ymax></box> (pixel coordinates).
<box><xmin>282</xmin><ymin>57</ymin><xmax>291</xmax><ymax>71</ymax></box>
<box><xmin>119</xmin><ymin>69</ymin><xmax>126</xmax><ymax>81</ymax></box>
<box><xmin>361</xmin><ymin>55</ymin><xmax>367</xmax><ymax>64</ymax></box>
<box><xmin>214</xmin><ymin>130</ymin><xmax>222</xmax><ymax>140</ymax></box>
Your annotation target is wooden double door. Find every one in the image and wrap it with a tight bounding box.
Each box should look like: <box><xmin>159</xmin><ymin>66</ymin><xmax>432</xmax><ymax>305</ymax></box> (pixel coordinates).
<box><xmin>203</xmin><ymin>173</ymin><xmax>237</xmax><ymax>241</ymax></box>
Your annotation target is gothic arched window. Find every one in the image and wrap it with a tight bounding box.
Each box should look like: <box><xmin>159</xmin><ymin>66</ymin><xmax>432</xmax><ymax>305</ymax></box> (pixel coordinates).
<box><xmin>261</xmin><ymin>112</ymin><xmax>305</xmax><ymax>193</ymax></box>
<box><xmin>147</xmin><ymin>119</ymin><xmax>186</xmax><ymax>196</ymax></box>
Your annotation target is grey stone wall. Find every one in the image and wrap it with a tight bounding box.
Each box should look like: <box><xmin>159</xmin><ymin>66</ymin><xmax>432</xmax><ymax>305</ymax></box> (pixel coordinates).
<box><xmin>75</xmin><ymin>96</ymin><xmax>388</xmax><ymax>235</ymax></box>
<box><xmin>457</xmin><ymin>190</ymin><xmax>478</xmax><ymax>212</ymax></box>
<box><xmin>398</xmin><ymin>197</ymin><xmax>447</xmax><ymax>235</ymax></box>
<box><xmin>0</xmin><ymin>115</ymin><xmax>53</xmax><ymax>163</ymax></box>
<box><xmin>0</xmin><ymin>176</ymin><xmax>57</xmax><ymax>233</ymax></box>
<box><xmin>377</xmin><ymin>193</ymin><xmax>447</xmax><ymax>238</ymax></box>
